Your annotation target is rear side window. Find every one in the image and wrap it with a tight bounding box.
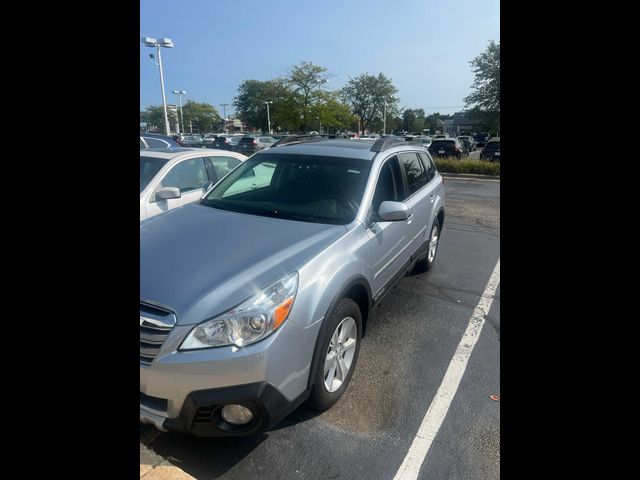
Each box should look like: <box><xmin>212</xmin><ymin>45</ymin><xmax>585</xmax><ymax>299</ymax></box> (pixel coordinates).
<box><xmin>145</xmin><ymin>137</ymin><xmax>170</xmax><ymax>148</ymax></box>
<box><xmin>399</xmin><ymin>152</ymin><xmax>428</xmax><ymax>195</ymax></box>
<box><xmin>418</xmin><ymin>152</ymin><xmax>436</xmax><ymax>182</ymax></box>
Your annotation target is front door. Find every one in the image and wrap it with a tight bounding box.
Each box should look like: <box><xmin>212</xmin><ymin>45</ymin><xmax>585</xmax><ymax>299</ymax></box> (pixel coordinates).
<box><xmin>145</xmin><ymin>157</ymin><xmax>209</xmax><ymax>219</ymax></box>
<box><xmin>366</xmin><ymin>155</ymin><xmax>414</xmax><ymax>299</ymax></box>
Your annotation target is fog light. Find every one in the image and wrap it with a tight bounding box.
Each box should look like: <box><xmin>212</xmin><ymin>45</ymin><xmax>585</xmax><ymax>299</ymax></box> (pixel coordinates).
<box><xmin>221</xmin><ymin>404</ymin><xmax>254</xmax><ymax>425</ymax></box>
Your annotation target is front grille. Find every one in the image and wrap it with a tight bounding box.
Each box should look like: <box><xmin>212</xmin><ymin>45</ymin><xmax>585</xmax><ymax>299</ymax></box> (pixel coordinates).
<box><xmin>140</xmin><ymin>303</ymin><xmax>176</xmax><ymax>365</ymax></box>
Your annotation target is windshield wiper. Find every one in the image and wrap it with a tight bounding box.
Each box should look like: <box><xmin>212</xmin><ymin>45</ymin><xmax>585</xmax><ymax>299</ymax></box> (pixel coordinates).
<box><xmin>201</xmin><ymin>200</ymin><xmax>322</xmax><ymax>223</ymax></box>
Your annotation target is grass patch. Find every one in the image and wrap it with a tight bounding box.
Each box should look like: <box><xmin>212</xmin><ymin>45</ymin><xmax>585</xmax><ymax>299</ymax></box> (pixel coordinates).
<box><xmin>434</xmin><ymin>157</ymin><xmax>500</xmax><ymax>176</ymax></box>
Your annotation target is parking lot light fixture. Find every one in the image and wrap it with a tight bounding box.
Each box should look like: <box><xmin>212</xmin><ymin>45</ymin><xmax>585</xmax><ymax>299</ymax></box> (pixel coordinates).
<box><xmin>141</xmin><ymin>36</ymin><xmax>174</xmax><ymax>135</ymax></box>
<box><xmin>172</xmin><ymin>90</ymin><xmax>187</xmax><ymax>135</ymax></box>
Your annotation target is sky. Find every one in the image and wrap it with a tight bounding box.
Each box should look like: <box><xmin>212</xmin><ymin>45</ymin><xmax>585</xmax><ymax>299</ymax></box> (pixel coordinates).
<box><xmin>140</xmin><ymin>0</ymin><xmax>499</xmax><ymax>116</ymax></box>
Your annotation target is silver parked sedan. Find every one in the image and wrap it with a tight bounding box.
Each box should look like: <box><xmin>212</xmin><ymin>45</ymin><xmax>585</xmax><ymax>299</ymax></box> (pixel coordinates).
<box><xmin>139</xmin><ymin>148</ymin><xmax>247</xmax><ymax>220</ymax></box>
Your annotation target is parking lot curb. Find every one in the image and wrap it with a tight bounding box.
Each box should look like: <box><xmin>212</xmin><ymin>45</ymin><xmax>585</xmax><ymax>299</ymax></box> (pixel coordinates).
<box><xmin>140</xmin><ymin>443</ymin><xmax>194</xmax><ymax>480</ymax></box>
<box><xmin>441</xmin><ymin>172</ymin><xmax>500</xmax><ymax>180</ymax></box>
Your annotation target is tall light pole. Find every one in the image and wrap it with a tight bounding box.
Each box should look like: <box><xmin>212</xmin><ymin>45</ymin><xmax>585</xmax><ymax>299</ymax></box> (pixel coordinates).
<box><xmin>220</xmin><ymin>103</ymin><xmax>228</xmax><ymax>132</ymax></box>
<box><xmin>142</xmin><ymin>37</ymin><xmax>174</xmax><ymax>135</ymax></box>
<box><xmin>383</xmin><ymin>98</ymin><xmax>387</xmax><ymax>135</ymax></box>
<box><xmin>264</xmin><ymin>101</ymin><xmax>273</xmax><ymax>134</ymax></box>
<box><xmin>315</xmin><ymin>79</ymin><xmax>328</xmax><ymax>134</ymax></box>
<box><xmin>172</xmin><ymin>90</ymin><xmax>186</xmax><ymax>135</ymax></box>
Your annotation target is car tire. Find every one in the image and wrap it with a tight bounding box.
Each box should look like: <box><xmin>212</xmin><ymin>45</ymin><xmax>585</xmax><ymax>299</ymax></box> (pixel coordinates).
<box><xmin>413</xmin><ymin>217</ymin><xmax>442</xmax><ymax>274</ymax></box>
<box><xmin>307</xmin><ymin>298</ymin><xmax>362</xmax><ymax>411</ymax></box>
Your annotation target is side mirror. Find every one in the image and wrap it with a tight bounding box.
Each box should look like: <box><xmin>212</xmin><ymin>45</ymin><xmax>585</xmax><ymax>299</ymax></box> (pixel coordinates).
<box><xmin>202</xmin><ymin>181</ymin><xmax>214</xmax><ymax>191</ymax></box>
<box><xmin>378</xmin><ymin>201</ymin><xmax>409</xmax><ymax>221</ymax></box>
<box><xmin>155</xmin><ymin>186</ymin><xmax>181</xmax><ymax>200</ymax></box>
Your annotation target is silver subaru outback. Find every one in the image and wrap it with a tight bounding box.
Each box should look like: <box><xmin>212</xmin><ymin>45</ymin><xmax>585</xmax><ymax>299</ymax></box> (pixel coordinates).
<box><xmin>140</xmin><ymin>137</ymin><xmax>445</xmax><ymax>436</ymax></box>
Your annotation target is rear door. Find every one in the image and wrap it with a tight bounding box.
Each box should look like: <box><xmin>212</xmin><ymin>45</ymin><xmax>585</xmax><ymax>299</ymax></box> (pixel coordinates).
<box><xmin>398</xmin><ymin>151</ymin><xmax>432</xmax><ymax>259</ymax></box>
<box><xmin>418</xmin><ymin>151</ymin><xmax>442</xmax><ymax>235</ymax></box>
<box><xmin>145</xmin><ymin>157</ymin><xmax>210</xmax><ymax>218</ymax></box>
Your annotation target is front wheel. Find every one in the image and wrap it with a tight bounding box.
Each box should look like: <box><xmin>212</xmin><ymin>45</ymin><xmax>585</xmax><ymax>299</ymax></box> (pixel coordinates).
<box><xmin>414</xmin><ymin>218</ymin><xmax>441</xmax><ymax>273</ymax></box>
<box><xmin>307</xmin><ymin>298</ymin><xmax>362</xmax><ymax>411</ymax></box>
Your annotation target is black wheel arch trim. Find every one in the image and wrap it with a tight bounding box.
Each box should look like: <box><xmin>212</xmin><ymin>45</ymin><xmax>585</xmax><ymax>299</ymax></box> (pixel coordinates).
<box><xmin>305</xmin><ymin>275</ymin><xmax>372</xmax><ymax>394</ymax></box>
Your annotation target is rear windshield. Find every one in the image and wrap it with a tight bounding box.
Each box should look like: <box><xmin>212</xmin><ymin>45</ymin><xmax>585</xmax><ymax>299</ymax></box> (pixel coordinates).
<box><xmin>202</xmin><ymin>153</ymin><xmax>372</xmax><ymax>225</ymax></box>
<box><xmin>140</xmin><ymin>156</ymin><xmax>169</xmax><ymax>193</ymax></box>
<box><xmin>431</xmin><ymin>140</ymin><xmax>455</xmax><ymax>148</ymax></box>
<box><xmin>239</xmin><ymin>137</ymin><xmax>257</xmax><ymax>144</ymax></box>
<box><xmin>484</xmin><ymin>142</ymin><xmax>500</xmax><ymax>150</ymax></box>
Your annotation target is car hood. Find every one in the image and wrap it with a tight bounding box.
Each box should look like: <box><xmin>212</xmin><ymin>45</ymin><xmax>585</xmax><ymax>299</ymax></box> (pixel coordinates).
<box><xmin>140</xmin><ymin>204</ymin><xmax>347</xmax><ymax>325</ymax></box>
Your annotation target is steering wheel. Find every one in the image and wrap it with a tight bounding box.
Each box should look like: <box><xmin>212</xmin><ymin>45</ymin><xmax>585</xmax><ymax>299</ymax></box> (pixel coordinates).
<box><xmin>320</xmin><ymin>194</ymin><xmax>359</xmax><ymax>214</ymax></box>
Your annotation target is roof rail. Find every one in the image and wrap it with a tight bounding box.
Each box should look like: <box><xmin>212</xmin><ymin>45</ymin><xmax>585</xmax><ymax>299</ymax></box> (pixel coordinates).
<box><xmin>370</xmin><ymin>137</ymin><xmax>427</xmax><ymax>152</ymax></box>
<box><xmin>271</xmin><ymin>134</ymin><xmax>325</xmax><ymax>148</ymax></box>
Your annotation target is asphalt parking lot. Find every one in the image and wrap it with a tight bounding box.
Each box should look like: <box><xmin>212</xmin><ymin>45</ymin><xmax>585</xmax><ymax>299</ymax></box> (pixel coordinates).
<box><xmin>140</xmin><ymin>176</ymin><xmax>500</xmax><ymax>480</ymax></box>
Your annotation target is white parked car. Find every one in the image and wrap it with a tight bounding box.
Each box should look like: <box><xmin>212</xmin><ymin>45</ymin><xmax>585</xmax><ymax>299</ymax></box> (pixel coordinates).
<box><xmin>140</xmin><ymin>148</ymin><xmax>247</xmax><ymax>221</ymax></box>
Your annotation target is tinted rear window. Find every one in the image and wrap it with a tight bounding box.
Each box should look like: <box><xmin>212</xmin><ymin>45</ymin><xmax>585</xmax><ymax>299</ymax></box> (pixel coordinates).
<box><xmin>484</xmin><ymin>142</ymin><xmax>500</xmax><ymax>150</ymax></box>
<box><xmin>239</xmin><ymin>137</ymin><xmax>257</xmax><ymax>144</ymax></box>
<box><xmin>431</xmin><ymin>140</ymin><xmax>455</xmax><ymax>148</ymax></box>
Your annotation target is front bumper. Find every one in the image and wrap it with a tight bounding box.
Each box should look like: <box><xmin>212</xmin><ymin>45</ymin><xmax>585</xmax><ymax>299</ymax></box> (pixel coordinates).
<box><xmin>140</xmin><ymin>316</ymin><xmax>321</xmax><ymax>436</ymax></box>
<box><xmin>141</xmin><ymin>382</ymin><xmax>307</xmax><ymax>437</ymax></box>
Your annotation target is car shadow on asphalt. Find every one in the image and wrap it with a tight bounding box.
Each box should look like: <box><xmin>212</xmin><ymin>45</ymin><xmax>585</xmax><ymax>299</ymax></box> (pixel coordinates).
<box><xmin>140</xmin><ymin>404</ymin><xmax>321</xmax><ymax>479</ymax></box>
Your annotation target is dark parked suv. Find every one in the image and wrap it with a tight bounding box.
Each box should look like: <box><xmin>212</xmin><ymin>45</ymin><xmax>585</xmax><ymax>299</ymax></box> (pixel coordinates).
<box><xmin>428</xmin><ymin>138</ymin><xmax>465</xmax><ymax>158</ymax></box>
<box><xmin>235</xmin><ymin>135</ymin><xmax>277</xmax><ymax>155</ymax></box>
<box><xmin>480</xmin><ymin>137</ymin><xmax>500</xmax><ymax>161</ymax></box>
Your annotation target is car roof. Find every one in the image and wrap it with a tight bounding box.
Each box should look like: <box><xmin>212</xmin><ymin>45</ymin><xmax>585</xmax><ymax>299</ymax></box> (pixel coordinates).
<box><xmin>139</xmin><ymin>147</ymin><xmax>243</xmax><ymax>159</ymax></box>
<box><xmin>259</xmin><ymin>138</ymin><xmax>431</xmax><ymax>160</ymax></box>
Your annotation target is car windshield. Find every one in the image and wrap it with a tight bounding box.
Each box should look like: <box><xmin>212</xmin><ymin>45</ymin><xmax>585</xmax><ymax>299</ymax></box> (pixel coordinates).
<box><xmin>140</xmin><ymin>155</ymin><xmax>170</xmax><ymax>193</ymax></box>
<box><xmin>201</xmin><ymin>152</ymin><xmax>372</xmax><ymax>225</ymax></box>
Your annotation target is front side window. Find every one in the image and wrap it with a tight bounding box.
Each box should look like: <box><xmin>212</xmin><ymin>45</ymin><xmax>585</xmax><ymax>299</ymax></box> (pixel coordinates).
<box><xmin>399</xmin><ymin>152</ymin><xmax>428</xmax><ymax>195</ymax></box>
<box><xmin>159</xmin><ymin>158</ymin><xmax>208</xmax><ymax>194</ymax></box>
<box><xmin>140</xmin><ymin>155</ymin><xmax>169</xmax><ymax>193</ymax></box>
<box><xmin>202</xmin><ymin>153</ymin><xmax>372</xmax><ymax>225</ymax></box>
<box><xmin>207</xmin><ymin>156</ymin><xmax>241</xmax><ymax>181</ymax></box>
<box><xmin>371</xmin><ymin>156</ymin><xmax>404</xmax><ymax>212</ymax></box>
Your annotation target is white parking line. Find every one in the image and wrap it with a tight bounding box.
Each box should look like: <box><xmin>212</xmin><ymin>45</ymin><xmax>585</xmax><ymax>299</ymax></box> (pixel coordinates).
<box><xmin>393</xmin><ymin>259</ymin><xmax>500</xmax><ymax>480</ymax></box>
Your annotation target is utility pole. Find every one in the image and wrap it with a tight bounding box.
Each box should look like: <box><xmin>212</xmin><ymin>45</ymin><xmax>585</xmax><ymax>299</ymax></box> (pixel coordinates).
<box><xmin>264</xmin><ymin>101</ymin><xmax>273</xmax><ymax>134</ymax></box>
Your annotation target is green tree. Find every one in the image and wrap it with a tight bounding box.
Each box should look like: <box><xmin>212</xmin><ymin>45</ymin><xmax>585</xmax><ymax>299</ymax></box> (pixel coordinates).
<box><xmin>310</xmin><ymin>91</ymin><xmax>356</xmax><ymax>133</ymax></box>
<box><xmin>402</xmin><ymin>109</ymin><xmax>416</xmax><ymax>132</ymax></box>
<box><xmin>234</xmin><ymin>79</ymin><xmax>300</xmax><ymax>132</ymax></box>
<box><xmin>286</xmin><ymin>61</ymin><xmax>332</xmax><ymax>132</ymax></box>
<box><xmin>180</xmin><ymin>101</ymin><xmax>221</xmax><ymax>133</ymax></box>
<box><xmin>141</xmin><ymin>105</ymin><xmax>178</xmax><ymax>133</ymax></box>
<box><xmin>464</xmin><ymin>40</ymin><xmax>500</xmax><ymax>132</ymax></box>
<box><xmin>341</xmin><ymin>73</ymin><xmax>399</xmax><ymax>133</ymax></box>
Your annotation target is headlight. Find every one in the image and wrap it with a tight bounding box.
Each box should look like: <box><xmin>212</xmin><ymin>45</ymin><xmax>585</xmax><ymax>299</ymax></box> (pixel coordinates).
<box><xmin>180</xmin><ymin>272</ymin><xmax>298</xmax><ymax>350</ymax></box>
